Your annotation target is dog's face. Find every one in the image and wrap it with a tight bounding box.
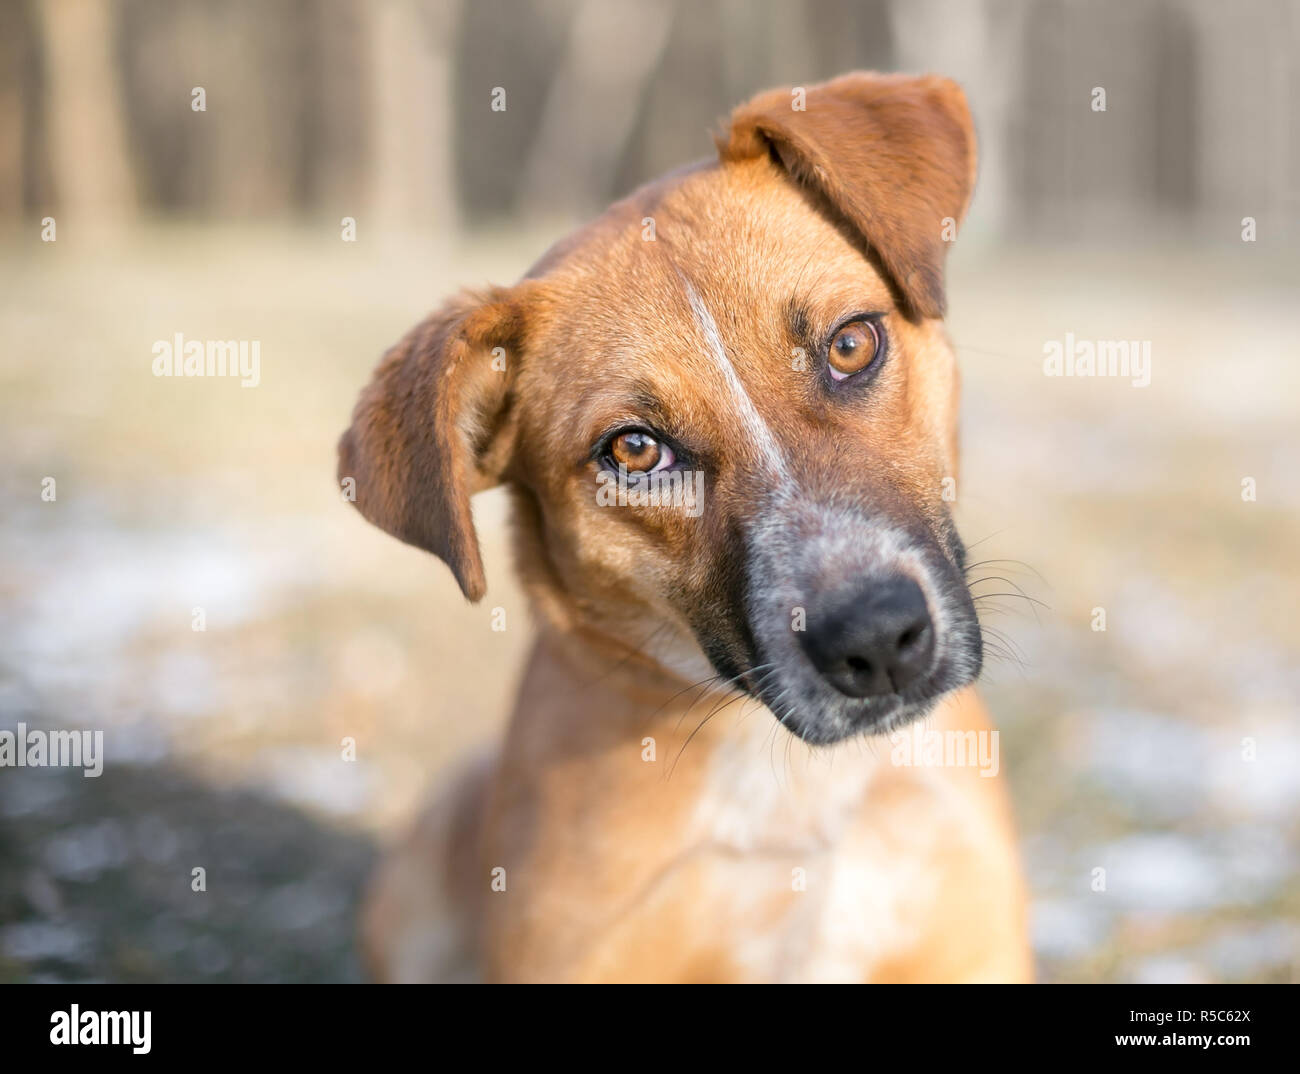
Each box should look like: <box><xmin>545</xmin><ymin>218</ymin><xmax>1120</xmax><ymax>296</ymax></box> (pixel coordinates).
<box><xmin>340</xmin><ymin>73</ymin><xmax>982</xmax><ymax>745</ymax></box>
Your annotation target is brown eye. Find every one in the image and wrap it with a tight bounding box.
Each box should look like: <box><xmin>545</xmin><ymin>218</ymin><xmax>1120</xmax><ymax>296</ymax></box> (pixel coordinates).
<box><xmin>827</xmin><ymin>320</ymin><xmax>880</xmax><ymax>380</ymax></box>
<box><xmin>610</xmin><ymin>430</ymin><xmax>667</xmax><ymax>472</ymax></box>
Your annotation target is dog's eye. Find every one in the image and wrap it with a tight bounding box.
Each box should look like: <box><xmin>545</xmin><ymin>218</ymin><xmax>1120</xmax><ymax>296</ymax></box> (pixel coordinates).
<box><xmin>607</xmin><ymin>430</ymin><xmax>674</xmax><ymax>473</ymax></box>
<box><xmin>827</xmin><ymin>319</ymin><xmax>880</xmax><ymax>380</ymax></box>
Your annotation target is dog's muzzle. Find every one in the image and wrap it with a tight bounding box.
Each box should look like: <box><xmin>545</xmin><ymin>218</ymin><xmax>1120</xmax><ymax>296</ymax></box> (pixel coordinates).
<box><xmin>739</xmin><ymin>496</ymin><xmax>982</xmax><ymax>744</ymax></box>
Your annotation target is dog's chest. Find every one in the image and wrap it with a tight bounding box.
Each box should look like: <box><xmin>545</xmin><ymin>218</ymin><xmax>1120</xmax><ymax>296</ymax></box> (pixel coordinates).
<box><xmin>489</xmin><ymin>702</ymin><xmax>946</xmax><ymax>982</ymax></box>
<box><xmin>675</xmin><ymin>719</ymin><xmax>930</xmax><ymax>982</ymax></box>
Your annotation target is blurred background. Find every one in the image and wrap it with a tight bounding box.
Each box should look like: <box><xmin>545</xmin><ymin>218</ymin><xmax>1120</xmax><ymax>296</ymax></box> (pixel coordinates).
<box><xmin>1</xmin><ymin>0</ymin><xmax>1297</xmax><ymax>983</ymax></box>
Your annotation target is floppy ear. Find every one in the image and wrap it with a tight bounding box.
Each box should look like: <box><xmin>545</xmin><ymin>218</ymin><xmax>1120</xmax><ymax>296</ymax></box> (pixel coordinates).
<box><xmin>337</xmin><ymin>288</ymin><xmax>528</xmax><ymax>602</ymax></box>
<box><xmin>719</xmin><ymin>71</ymin><xmax>976</xmax><ymax>319</ymax></box>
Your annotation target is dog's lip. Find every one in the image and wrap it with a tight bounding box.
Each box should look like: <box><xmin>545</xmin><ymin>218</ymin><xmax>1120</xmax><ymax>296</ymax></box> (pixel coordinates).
<box><xmin>762</xmin><ymin>681</ymin><xmax>946</xmax><ymax>745</ymax></box>
<box><xmin>741</xmin><ymin>657</ymin><xmax>927</xmax><ymax>713</ymax></box>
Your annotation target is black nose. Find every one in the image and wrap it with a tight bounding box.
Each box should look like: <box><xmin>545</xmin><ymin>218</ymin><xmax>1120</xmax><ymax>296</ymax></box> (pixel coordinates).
<box><xmin>797</xmin><ymin>576</ymin><xmax>935</xmax><ymax>698</ymax></box>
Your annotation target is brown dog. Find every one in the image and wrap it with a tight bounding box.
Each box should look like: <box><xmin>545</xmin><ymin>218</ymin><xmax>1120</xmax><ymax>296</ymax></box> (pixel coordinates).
<box><xmin>340</xmin><ymin>71</ymin><xmax>1031</xmax><ymax>983</ymax></box>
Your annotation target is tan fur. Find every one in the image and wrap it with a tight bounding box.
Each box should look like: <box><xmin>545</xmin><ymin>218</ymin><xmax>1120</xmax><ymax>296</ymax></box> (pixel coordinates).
<box><xmin>345</xmin><ymin>72</ymin><xmax>1031</xmax><ymax>983</ymax></box>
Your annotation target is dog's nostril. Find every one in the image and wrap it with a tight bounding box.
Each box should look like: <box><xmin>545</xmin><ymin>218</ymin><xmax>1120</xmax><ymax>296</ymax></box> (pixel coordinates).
<box><xmin>846</xmin><ymin>655</ymin><xmax>871</xmax><ymax>673</ymax></box>
<box><xmin>896</xmin><ymin>622</ymin><xmax>927</xmax><ymax>652</ymax></box>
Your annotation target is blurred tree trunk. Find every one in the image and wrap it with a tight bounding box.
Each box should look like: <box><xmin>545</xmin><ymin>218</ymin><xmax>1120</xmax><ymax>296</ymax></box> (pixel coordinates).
<box><xmin>0</xmin><ymin>2</ymin><xmax>27</xmax><ymax>221</ymax></box>
<box><xmin>207</xmin><ymin>4</ymin><xmax>306</xmax><ymax>217</ymax></box>
<box><xmin>517</xmin><ymin>0</ymin><xmax>676</xmax><ymax>219</ymax></box>
<box><xmin>35</xmin><ymin>0</ymin><xmax>137</xmax><ymax>229</ymax></box>
<box><xmin>302</xmin><ymin>0</ymin><xmax>367</xmax><ymax>217</ymax></box>
<box><xmin>367</xmin><ymin>0</ymin><xmax>461</xmax><ymax>238</ymax></box>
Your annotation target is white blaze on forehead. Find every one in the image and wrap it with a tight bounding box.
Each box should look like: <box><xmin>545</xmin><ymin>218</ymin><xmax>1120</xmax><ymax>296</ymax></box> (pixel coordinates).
<box><xmin>681</xmin><ymin>278</ymin><xmax>788</xmax><ymax>477</ymax></box>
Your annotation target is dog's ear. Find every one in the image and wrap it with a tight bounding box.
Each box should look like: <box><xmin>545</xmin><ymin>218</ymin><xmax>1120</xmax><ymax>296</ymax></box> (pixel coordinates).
<box><xmin>337</xmin><ymin>288</ymin><xmax>529</xmax><ymax>602</ymax></box>
<box><xmin>719</xmin><ymin>71</ymin><xmax>976</xmax><ymax>319</ymax></box>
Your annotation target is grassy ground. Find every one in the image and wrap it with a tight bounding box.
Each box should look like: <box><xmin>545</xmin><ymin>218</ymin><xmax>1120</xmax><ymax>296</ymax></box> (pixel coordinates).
<box><xmin>1</xmin><ymin>224</ymin><xmax>1296</xmax><ymax>982</ymax></box>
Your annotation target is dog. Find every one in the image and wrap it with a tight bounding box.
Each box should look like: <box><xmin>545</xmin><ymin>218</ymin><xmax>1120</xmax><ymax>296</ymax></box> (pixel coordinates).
<box><xmin>339</xmin><ymin>71</ymin><xmax>1031</xmax><ymax>983</ymax></box>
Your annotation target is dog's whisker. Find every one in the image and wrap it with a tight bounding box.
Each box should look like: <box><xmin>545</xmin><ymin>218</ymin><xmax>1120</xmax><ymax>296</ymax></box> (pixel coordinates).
<box><xmin>975</xmin><ymin>623</ymin><xmax>1029</xmax><ymax>672</ymax></box>
<box><xmin>667</xmin><ymin>688</ymin><xmax>755</xmax><ymax>779</ymax></box>
<box><xmin>664</xmin><ymin>676</ymin><xmax>722</xmax><ymax>731</ymax></box>
<box><xmin>666</xmin><ymin>661</ymin><xmax>779</xmax><ymax>734</ymax></box>
<box><xmin>966</xmin><ymin>573</ymin><xmax>1048</xmax><ymax>608</ymax></box>
<box><xmin>972</xmin><ymin>597</ymin><xmax>1031</xmax><ymax>622</ymax></box>
<box><xmin>960</xmin><ymin>528</ymin><xmax>1015</xmax><ymax>555</ymax></box>
<box><xmin>968</xmin><ymin>576</ymin><xmax>1049</xmax><ymax>633</ymax></box>
<box><xmin>964</xmin><ymin>557</ymin><xmax>1047</xmax><ymax>585</ymax></box>
<box><xmin>971</xmin><ymin>591</ymin><xmax>1049</xmax><ymax>619</ymax></box>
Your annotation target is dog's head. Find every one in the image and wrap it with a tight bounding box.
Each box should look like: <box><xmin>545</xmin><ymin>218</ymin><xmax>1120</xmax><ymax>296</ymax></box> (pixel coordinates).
<box><xmin>340</xmin><ymin>72</ymin><xmax>981</xmax><ymax>745</ymax></box>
